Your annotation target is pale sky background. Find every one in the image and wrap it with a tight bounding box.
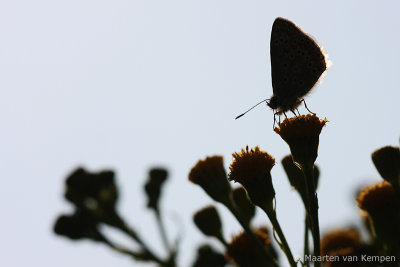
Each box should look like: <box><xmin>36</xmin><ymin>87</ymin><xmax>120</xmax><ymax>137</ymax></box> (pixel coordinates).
<box><xmin>1</xmin><ymin>0</ymin><xmax>400</xmax><ymax>266</ymax></box>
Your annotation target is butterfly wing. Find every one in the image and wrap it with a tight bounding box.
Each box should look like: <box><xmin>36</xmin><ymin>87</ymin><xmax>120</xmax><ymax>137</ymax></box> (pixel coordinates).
<box><xmin>270</xmin><ymin>18</ymin><xmax>327</xmax><ymax>100</ymax></box>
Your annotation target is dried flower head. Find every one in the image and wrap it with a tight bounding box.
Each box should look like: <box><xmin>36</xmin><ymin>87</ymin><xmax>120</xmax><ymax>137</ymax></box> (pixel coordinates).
<box><xmin>274</xmin><ymin>114</ymin><xmax>327</xmax><ymax>167</ymax></box>
<box><xmin>144</xmin><ymin>168</ymin><xmax>168</xmax><ymax>211</ymax></box>
<box><xmin>54</xmin><ymin>210</ymin><xmax>104</xmax><ymax>242</ymax></box>
<box><xmin>357</xmin><ymin>182</ymin><xmax>400</xmax><ymax>245</ymax></box>
<box><xmin>281</xmin><ymin>155</ymin><xmax>320</xmax><ymax>204</ymax></box>
<box><xmin>230</xmin><ymin>146</ymin><xmax>275</xmax><ymax>180</ymax></box>
<box><xmin>189</xmin><ymin>156</ymin><xmax>232</xmax><ymax>204</ymax></box>
<box><xmin>192</xmin><ymin>245</ymin><xmax>227</xmax><ymax>267</ymax></box>
<box><xmin>193</xmin><ymin>205</ymin><xmax>224</xmax><ymax>241</ymax></box>
<box><xmin>226</xmin><ymin>227</ymin><xmax>274</xmax><ymax>267</ymax></box>
<box><xmin>65</xmin><ymin>168</ymin><xmax>118</xmax><ymax>210</ymax></box>
<box><xmin>64</xmin><ymin>168</ymin><xmax>123</xmax><ymax>227</ymax></box>
<box><xmin>320</xmin><ymin>228</ymin><xmax>361</xmax><ymax>256</ymax></box>
<box><xmin>357</xmin><ymin>182</ymin><xmax>400</xmax><ymax>214</ymax></box>
<box><xmin>229</xmin><ymin>146</ymin><xmax>275</xmax><ymax>209</ymax></box>
<box><xmin>371</xmin><ymin>146</ymin><xmax>400</xmax><ymax>187</ymax></box>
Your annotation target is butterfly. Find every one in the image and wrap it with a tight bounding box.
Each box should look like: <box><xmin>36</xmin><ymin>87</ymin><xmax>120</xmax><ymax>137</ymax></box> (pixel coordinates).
<box><xmin>236</xmin><ymin>17</ymin><xmax>328</xmax><ymax>119</ymax></box>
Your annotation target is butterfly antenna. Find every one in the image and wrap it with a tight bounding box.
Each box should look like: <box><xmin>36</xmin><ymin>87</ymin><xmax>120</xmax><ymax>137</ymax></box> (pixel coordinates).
<box><xmin>235</xmin><ymin>98</ymin><xmax>270</xmax><ymax>119</ymax></box>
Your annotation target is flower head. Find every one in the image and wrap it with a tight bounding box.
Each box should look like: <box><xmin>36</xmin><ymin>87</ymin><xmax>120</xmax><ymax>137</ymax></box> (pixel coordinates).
<box><xmin>371</xmin><ymin>146</ymin><xmax>400</xmax><ymax>187</ymax></box>
<box><xmin>230</xmin><ymin>146</ymin><xmax>275</xmax><ymax>180</ymax></box>
<box><xmin>193</xmin><ymin>205</ymin><xmax>224</xmax><ymax>241</ymax></box>
<box><xmin>320</xmin><ymin>228</ymin><xmax>362</xmax><ymax>256</ymax></box>
<box><xmin>226</xmin><ymin>227</ymin><xmax>275</xmax><ymax>267</ymax></box>
<box><xmin>64</xmin><ymin>168</ymin><xmax>122</xmax><ymax>227</ymax></box>
<box><xmin>281</xmin><ymin>155</ymin><xmax>320</xmax><ymax>205</ymax></box>
<box><xmin>357</xmin><ymin>182</ymin><xmax>400</xmax><ymax>245</ymax></box>
<box><xmin>144</xmin><ymin>168</ymin><xmax>168</xmax><ymax>211</ymax></box>
<box><xmin>357</xmin><ymin>182</ymin><xmax>400</xmax><ymax>214</ymax></box>
<box><xmin>54</xmin><ymin>210</ymin><xmax>105</xmax><ymax>242</ymax></box>
<box><xmin>274</xmin><ymin>114</ymin><xmax>327</xmax><ymax>167</ymax></box>
<box><xmin>189</xmin><ymin>155</ymin><xmax>232</xmax><ymax>204</ymax></box>
<box><xmin>229</xmin><ymin>146</ymin><xmax>275</xmax><ymax>209</ymax></box>
<box><xmin>65</xmin><ymin>168</ymin><xmax>118</xmax><ymax>209</ymax></box>
<box><xmin>192</xmin><ymin>245</ymin><xmax>227</xmax><ymax>267</ymax></box>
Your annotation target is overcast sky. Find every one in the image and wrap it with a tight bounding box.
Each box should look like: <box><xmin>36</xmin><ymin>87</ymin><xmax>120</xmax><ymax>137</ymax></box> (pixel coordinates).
<box><xmin>1</xmin><ymin>0</ymin><xmax>400</xmax><ymax>266</ymax></box>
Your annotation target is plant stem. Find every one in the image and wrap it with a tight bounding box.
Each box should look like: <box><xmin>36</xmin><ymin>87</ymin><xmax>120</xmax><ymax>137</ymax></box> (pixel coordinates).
<box><xmin>216</xmin><ymin>234</ymin><xmax>228</xmax><ymax>247</ymax></box>
<box><xmin>262</xmin><ymin>206</ymin><xmax>297</xmax><ymax>267</ymax></box>
<box><xmin>301</xmin><ymin>163</ymin><xmax>320</xmax><ymax>267</ymax></box>
<box><xmin>304</xmin><ymin>210</ymin><xmax>310</xmax><ymax>267</ymax></box>
<box><xmin>107</xmin><ymin>243</ymin><xmax>142</xmax><ymax>259</ymax></box>
<box><xmin>154</xmin><ymin>209</ymin><xmax>171</xmax><ymax>254</ymax></box>
<box><xmin>392</xmin><ymin>182</ymin><xmax>400</xmax><ymax>198</ymax></box>
<box><xmin>118</xmin><ymin>220</ymin><xmax>165</xmax><ymax>265</ymax></box>
<box><xmin>100</xmin><ymin>230</ymin><xmax>165</xmax><ymax>265</ymax></box>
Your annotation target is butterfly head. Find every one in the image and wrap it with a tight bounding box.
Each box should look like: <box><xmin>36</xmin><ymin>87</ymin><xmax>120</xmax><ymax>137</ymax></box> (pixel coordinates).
<box><xmin>266</xmin><ymin>95</ymin><xmax>279</xmax><ymax>110</ymax></box>
<box><xmin>267</xmin><ymin>95</ymin><xmax>304</xmax><ymax>115</ymax></box>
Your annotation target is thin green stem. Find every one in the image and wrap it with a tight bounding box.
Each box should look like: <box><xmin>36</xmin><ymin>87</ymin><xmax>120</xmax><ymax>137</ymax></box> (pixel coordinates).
<box><xmin>262</xmin><ymin>207</ymin><xmax>297</xmax><ymax>267</ymax></box>
<box><xmin>301</xmin><ymin>164</ymin><xmax>320</xmax><ymax>267</ymax></box>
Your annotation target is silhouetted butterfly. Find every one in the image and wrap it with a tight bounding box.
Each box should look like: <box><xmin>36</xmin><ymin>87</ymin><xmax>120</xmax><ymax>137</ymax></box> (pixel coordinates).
<box><xmin>236</xmin><ymin>17</ymin><xmax>328</xmax><ymax>120</ymax></box>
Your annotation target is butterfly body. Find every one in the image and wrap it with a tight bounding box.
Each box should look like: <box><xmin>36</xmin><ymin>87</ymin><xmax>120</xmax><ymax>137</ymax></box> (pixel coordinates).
<box><xmin>267</xmin><ymin>95</ymin><xmax>302</xmax><ymax>115</ymax></box>
<box><xmin>268</xmin><ymin>17</ymin><xmax>327</xmax><ymax>114</ymax></box>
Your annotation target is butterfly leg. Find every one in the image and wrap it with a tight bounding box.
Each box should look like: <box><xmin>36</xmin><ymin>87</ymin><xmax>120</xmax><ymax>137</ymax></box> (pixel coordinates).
<box><xmin>295</xmin><ymin>108</ymin><xmax>301</xmax><ymax>116</ymax></box>
<box><xmin>290</xmin><ymin>109</ymin><xmax>298</xmax><ymax>117</ymax></box>
<box><xmin>272</xmin><ymin>111</ymin><xmax>282</xmax><ymax>128</ymax></box>
<box><xmin>301</xmin><ymin>99</ymin><xmax>315</xmax><ymax>115</ymax></box>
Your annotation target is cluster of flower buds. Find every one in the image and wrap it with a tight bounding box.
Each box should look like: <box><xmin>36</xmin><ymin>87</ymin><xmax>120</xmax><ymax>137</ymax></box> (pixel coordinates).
<box><xmin>54</xmin><ymin>167</ymin><xmax>177</xmax><ymax>266</ymax></box>
<box><xmin>189</xmin><ymin>114</ymin><xmax>328</xmax><ymax>267</ymax></box>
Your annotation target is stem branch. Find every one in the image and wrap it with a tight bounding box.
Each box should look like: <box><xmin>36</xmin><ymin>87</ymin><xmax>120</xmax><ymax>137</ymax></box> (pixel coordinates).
<box><xmin>262</xmin><ymin>207</ymin><xmax>297</xmax><ymax>267</ymax></box>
